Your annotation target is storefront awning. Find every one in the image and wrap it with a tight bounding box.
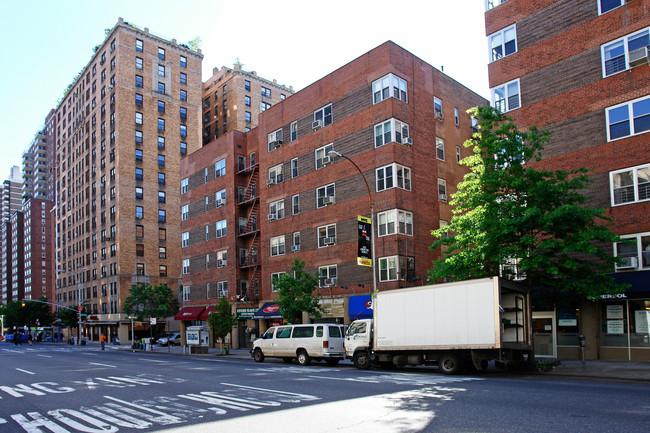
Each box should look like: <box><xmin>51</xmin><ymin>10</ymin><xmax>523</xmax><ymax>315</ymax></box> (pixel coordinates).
<box><xmin>348</xmin><ymin>295</ymin><xmax>373</xmax><ymax>320</ymax></box>
<box><xmin>174</xmin><ymin>306</ymin><xmax>206</xmax><ymax>321</ymax></box>
<box><xmin>253</xmin><ymin>303</ymin><xmax>282</xmax><ymax>319</ymax></box>
<box><xmin>199</xmin><ymin>306</ymin><xmax>216</xmax><ymax>320</ymax></box>
<box><xmin>608</xmin><ymin>270</ymin><xmax>650</xmax><ymax>299</ymax></box>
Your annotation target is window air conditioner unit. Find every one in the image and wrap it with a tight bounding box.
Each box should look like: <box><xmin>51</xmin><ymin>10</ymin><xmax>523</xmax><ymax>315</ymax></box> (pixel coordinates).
<box><xmin>402</xmin><ymin>137</ymin><xmax>413</xmax><ymax>146</ymax></box>
<box><xmin>616</xmin><ymin>256</ymin><xmax>638</xmax><ymax>270</ymax></box>
<box><xmin>324</xmin><ymin>278</ymin><xmax>337</xmax><ymax>287</ymax></box>
<box><xmin>291</xmin><ymin>245</ymin><xmax>300</xmax><ymax>252</ymax></box>
<box><xmin>312</xmin><ymin>120</ymin><xmax>322</xmax><ymax>131</ymax></box>
<box><xmin>322</xmin><ymin>196</ymin><xmax>335</xmax><ymax>206</ymax></box>
<box><xmin>435</xmin><ymin>112</ymin><xmax>444</xmax><ymax>121</ymax></box>
<box><xmin>217</xmin><ymin>259</ymin><xmax>225</xmax><ymax>268</ymax></box>
<box><xmin>321</xmin><ymin>155</ymin><xmax>332</xmax><ymax>166</ymax></box>
<box><xmin>323</xmin><ymin>237</ymin><xmax>336</xmax><ymax>246</ymax></box>
<box><xmin>439</xmin><ymin>194</ymin><xmax>448</xmax><ymax>201</ymax></box>
<box><xmin>268</xmin><ymin>213</ymin><xmax>277</xmax><ymax>221</ymax></box>
<box><xmin>272</xmin><ymin>140</ymin><xmax>282</xmax><ymax>149</ymax></box>
<box><xmin>628</xmin><ymin>47</ymin><xmax>649</xmax><ymax>68</ymax></box>
<box><xmin>216</xmin><ymin>198</ymin><xmax>225</xmax><ymax>207</ymax></box>
<box><xmin>267</xmin><ymin>178</ymin><xmax>275</xmax><ymax>186</ymax></box>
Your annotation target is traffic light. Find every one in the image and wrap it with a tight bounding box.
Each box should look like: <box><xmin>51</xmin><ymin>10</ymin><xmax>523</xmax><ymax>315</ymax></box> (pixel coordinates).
<box><xmin>21</xmin><ymin>301</ymin><xmax>26</xmax><ymax>307</ymax></box>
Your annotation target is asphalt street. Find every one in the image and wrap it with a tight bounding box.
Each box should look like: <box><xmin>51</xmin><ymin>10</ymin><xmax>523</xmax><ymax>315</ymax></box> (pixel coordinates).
<box><xmin>0</xmin><ymin>344</ymin><xmax>648</xmax><ymax>432</ymax></box>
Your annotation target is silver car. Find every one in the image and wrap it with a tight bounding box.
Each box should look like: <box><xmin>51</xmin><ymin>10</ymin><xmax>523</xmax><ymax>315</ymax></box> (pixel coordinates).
<box><xmin>158</xmin><ymin>332</ymin><xmax>181</xmax><ymax>346</ymax></box>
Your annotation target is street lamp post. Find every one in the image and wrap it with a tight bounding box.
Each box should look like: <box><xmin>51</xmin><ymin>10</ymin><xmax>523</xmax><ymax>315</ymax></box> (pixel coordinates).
<box><xmin>327</xmin><ymin>150</ymin><xmax>377</xmax><ymax>293</ymax></box>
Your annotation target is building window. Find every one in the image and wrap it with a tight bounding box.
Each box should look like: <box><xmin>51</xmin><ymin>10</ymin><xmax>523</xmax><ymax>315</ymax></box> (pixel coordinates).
<box><xmin>291</xmin><ymin>158</ymin><xmax>299</xmax><ymax>178</ymax></box>
<box><xmin>135</xmin><ymin>93</ymin><xmax>143</xmax><ymax>107</ymax></box>
<box><xmin>261</xmin><ymin>86</ymin><xmax>271</xmax><ymax>98</ymax></box>
<box><xmin>268</xmin><ymin>164</ymin><xmax>283</xmax><ymax>185</ymax></box>
<box><xmin>181</xmin><ymin>205</ymin><xmax>189</xmax><ymax>221</ymax></box>
<box><xmin>434</xmin><ymin>97</ymin><xmax>443</xmax><ymax>119</ymax></box>
<box><xmin>180</xmin><ymin>124</ymin><xmax>187</xmax><ymax>138</ymax></box>
<box><xmin>456</xmin><ymin>146</ymin><xmax>461</xmax><ymax>163</ymax></box>
<box><xmin>136</xmin><ymin>244</ymin><xmax>144</xmax><ymax>257</ymax></box>
<box><xmin>379</xmin><ymin>256</ymin><xmax>399</xmax><ymax>281</ymax></box>
<box><xmin>215</xmin><ymin>158</ymin><xmax>226</xmax><ymax>177</ymax></box>
<box><xmin>372</xmin><ymin>73</ymin><xmax>407</xmax><ymax>104</ymax></box>
<box><xmin>135</xmin><ymin>167</ymin><xmax>143</xmax><ymax>180</ymax></box>
<box><xmin>158</xmin><ymin>47</ymin><xmax>165</xmax><ymax>60</ymax></box>
<box><xmin>454</xmin><ymin>108</ymin><xmax>460</xmax><ymax>126</ymax></box>
<box><xmin>472</xmin><ymin>117</ymin><xmax>479</xmax><ymax>134</ymax></box>
<box><xmin>158</xmin><ymin>172</ymin><xmax>165</xmax><ymax>185</ymax></box>
<box><xmin>158</xmin><ymin>209</ymin><xmax>166</xmax><ymax>223</ymax></box>
<box><xmin>269</xmin><ymin>199</ymin><xmax>285</xmax><ymax>220</ymax></box>
<box><xmin>182</xmin><ymin>256</ymin><xmax>190</xmax><ymax>274</ymax></box>
<box><xmin>245</xmin><ymin>80</ymin><xmax>251</xmax><ymax>91</ymax></box>
<box><xmin>135</xmin><ymin>206</ymin><xmax>143</xmax><ymax>219</ymax></box>
<box><xmin>158</xmin><ymin>118</ymin><xmax>165</xmax><ymax>131</ymax></box>
<box><xmin>376</xmin><ymin>163</ymin><xmax>411</xmax><ymax>192</ymax></box>
<box><xmin>316</xmin><ymin>183</ymin><xmax>335</xmax><ymax>208</ymax></box>
<box><xmin>614</xmin><ymin>232</ymin><xmax>650</xmax><ymax>270</ymax></box>
<box><xmin>158</xmin><ymin>64</ymin><xmax>165</xmax><ymax>77</ymax></box>
<box><xmin>182</xmin><ymin>232</ymin><xmax>189</xmax><ymax>247</ymax></box>
<box><xmin>180</xmin><ymin>72</ymin><xmax>187</xmax><ymax>84</ymax></box>
<box><xmin>436</xmin><ymin>137</ymin><xmax>445</xmax><ymax>160</ymax></box>
<box><xmin>268</xmin><ymin>128</ymin><xmax>283</xmax><ymax>151</ymax></box>
<box><xmin>135</xmin><ymin>57</ymin><xmax>143</xmax><ymax>70</ymax></box>
<box><xmin>438</xmin><ymin>179</ymin><xmax>448</xmax><ymax>201</ymax></box>
<box><xmin>313</xmin><ymin>104</ymin><xmax>333</xmax><ymax>128</ymax></box>
<box><xmin>602</xmin><ymin>28</ymin><xmax>650</xmax><ymax>77</ymax></box>
<box><xmin>180</xmin><ymin>89</ymin><xmax>187</xmax><ymax>102</ymax></box>
<box><xmin>158</xmin><ymin>191</ymin><xmax>166</xmax><ymax>203</ymax></box>
<box><xmin>135</xmin><ymin>187</ymin><xmax>143</xmax><ymax>199</ymax></box>
<box><xmin>159</xmin><ymin>265</ymin><xmax>167</xmax><ymax>277</ymax></box>
<box><xmin>599</xmin><ymin>0</ymin><xmax>624</xmax><ymax>15</ymax></box>
<box><xmin>136</xmin><ymin>225</ymin><xmax>144</xmax><ymax>238</ymax></box>
<box><xmin>291</xmin><ymin>121</ymin><xmax>298</xmax><ymax>141</ymax></box>
<box><xmin>270</xmin><ymin>235</ymin><xmax>286</xmax><ymax>257</ymax></box>
<box><xmin>271</xmin><ymin>272</ymin><xmax>286</xmax><ymax>292</ymax></box>
<box><xmin>491</xmin><ymin>79</ymin><xmax>520</xmax><ymax>112</ymax></box>
<box><xmin>158</xmin><ymin>100</ymin><xmax>165</xmax><ymax>113</ymax></box>
<box><xmin>181</xmin><ymin>178</ymin><xmax>189</xmax><ymax>194</ymax></box>
<box><xmin>135</xmin><ymin>149</ymin><xmax>143</xmax><ymax>163</ymax></box>
<box><xmin>607</xmin><ymin>96</ymin><xmax>650</xmax><ymax>141</ymax></box>
<box><xmin>135</xmin><ymin>112</ymin><xmax>143</xmax><ymax>125</ymax></box>
<box><xmin>245</xmin><ymin>96</ymin><xmax>251</xmax><ymax>107</ymax></box>
<box><xmin>216</xmin><ymin>189</ymin><xmax>226</xmax><ymax>206</ymax></box>
<box><xmin>319</xmin><ymin>265</ymin><xmax>337</xmax><ymax>287</ymax></box>
<box><xmin>136</xmin><ymin>39</ymin><xmax>143</xmax><ymax>52</ymax></box>
<box><xmin>610</xmin><ymin>163</ymin><xmax>650</xmax><ymax>206</ymax></box>
<box><xmin>158</xmin><ymin>82</ymin><xmax>165</xmax><ymax>94</ymax></box>
<box><xmin>158</xmin><ymin>136</ymin><xmax>165</xmax><ymax>150</ymax></box>
<box><xmin>158</xmin><ymin>154</ymin><xmax>165</xmax><ymax>167</ymax></box>
<box><xmin>318</xmin><ymin>224</ymin><xmax>336</xmax><ymax>248</ymax></box>
<box><xmin>180</xmin><ymin>55</ymin><xmax>187</xmax><ymax>67</ymax></box>
<box><xmin>261</xmin><ymin>101</ymin><xmax>271</xmax><ymax>112</ymax></box>
<box><xmin>216</xmin><ymin>219</ymin><xmax>227</xmax><ymax>237</ymax></box>
<box><xmin>135</xmin><ymin>130</ymin><xmax>143</xmax><ymax>144</ymax></box>
<box><xmin>315</xmin><ymin>143</ymin><xmax>334</xmax><ymax>169</ymax></box>
<box><xmin>136</xmin><ymin>263</ymin><xmax>145</xmax><ymax>276</ymax></box>
<box><xmin>135</xmin><ymin>75</ymin><xmax>143</xmax><ymax>88</ymax></box>
<box><xmin>292</xmin><ymin>194</ymin><xmax>300</xmax><ymax>215</ymax></box>
<box><xmin>375</xmin><ymin>118</ymin><xmax>410</xmax><ymax>147</ymax></box>
<box><xmin>377</xmin><ymin>209</ymin><xmax>413</xmax><ymax>237</ymax></box>
<box><xmin>245</xmin><ymin>111</ymin><xmax>251</xmax><ymax>123</ymax></box>
<box><xmin>490</xmin><ymin>25</ymin><xmax>517</xmax><ymax>62</ymax></box>
<box><xmin>180</xmin><ymin>142</ymin><xmax>187</xmax><ymax>155</ymax></box>
<box><xmin>292</xmin><ymin>232</ymin><xmax>301</xmax><ymax>251</ymax></box>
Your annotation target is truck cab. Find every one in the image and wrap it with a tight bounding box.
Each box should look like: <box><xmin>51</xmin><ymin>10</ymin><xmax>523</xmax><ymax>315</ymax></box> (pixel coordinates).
<box><xmin>345</xmin><ymin>319</ymin><xmax>373</xmax><ymax>369</ymax></box>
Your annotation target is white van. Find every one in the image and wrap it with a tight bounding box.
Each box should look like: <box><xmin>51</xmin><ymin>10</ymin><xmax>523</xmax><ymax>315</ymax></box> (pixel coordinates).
<box><xmin>251</xmin><ymin>324</ymin><xmax>346</xmax><ymax>366</ymax></box>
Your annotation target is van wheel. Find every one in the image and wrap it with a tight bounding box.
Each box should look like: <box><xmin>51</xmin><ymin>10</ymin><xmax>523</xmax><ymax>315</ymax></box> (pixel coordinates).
<box><xmin>326</xmin><ymin>358</ymin><xmax>339</xmax><ymax>366</ymax></box>
<box><xmin>353</xmin><ymin>351</ymin><xmax>371</xmax><ymax>370</ymax></box>
<box><xmin>297</xmin><ymin>350</ymin><xmax>311</xmax><ymax>366</ymax></box>
<box><xmin>282</xmin><ymin>357</ymin><xmax>293</xmax><ymax>364</ymax></box>
<box><xmin>438</xmin><ymin>353</ymin><xmax>463</xmax><ymax>375</ymax></box>
<box><xmin>253</xmin><ymin>348</ymin><xmax>265</xmax><ymax>363</ymax></box>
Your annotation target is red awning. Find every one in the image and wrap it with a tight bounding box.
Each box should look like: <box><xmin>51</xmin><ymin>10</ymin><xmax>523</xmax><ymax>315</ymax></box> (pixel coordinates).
<box><xmin>174</xmin><ymin>306</ymin><xmax>206</xmax><ymax>321</ymax></box>
<box><xmin>199</xmin><ymin>306</ymin><xmax>215</xmax><ymax>320</ymax></box>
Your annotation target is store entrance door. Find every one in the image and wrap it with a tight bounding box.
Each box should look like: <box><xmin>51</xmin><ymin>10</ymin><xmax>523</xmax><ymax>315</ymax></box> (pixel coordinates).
<box><xmin>532</xmin><ymin>312</ymin><xmax>556</xmax><ymax>358</ymax></box>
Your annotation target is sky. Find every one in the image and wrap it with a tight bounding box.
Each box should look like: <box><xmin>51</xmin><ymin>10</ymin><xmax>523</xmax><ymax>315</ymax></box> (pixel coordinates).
<box><xmin>0</xmin><ymin>0</ymin><xmax>489</xmax><ymax>180</ymax></box>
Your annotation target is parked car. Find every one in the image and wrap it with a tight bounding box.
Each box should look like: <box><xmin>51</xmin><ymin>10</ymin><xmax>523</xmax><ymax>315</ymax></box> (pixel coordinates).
<box><xmin>4</xmin><ymin>333</ymin><xmax>29</xmax><ymax>343</ymax></box>
<box><xmin>158</xmin><ymin>332</ymin><xmax>181</xmax><ymax>346</ymax></box>
<box><xmin>251</xmin><ymin>324</ymin><xmax>347</xmax><ymax>366</ymax></box>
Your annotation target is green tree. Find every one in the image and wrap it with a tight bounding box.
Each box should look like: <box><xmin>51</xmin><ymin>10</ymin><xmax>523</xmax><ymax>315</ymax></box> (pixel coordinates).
<box><xmin>207</xmin><ymin>297</ymin><xmax>238</xmax><ymax>353</ymax></box>
<box><xmin>56</xmin><ymin>304</ymin><xmax>88</xmax><ymax>328</ymax></box>
<box><xmin>1</xmin><ymin>299</ymin><xmax>54</xmax><ymax>329</ymax></box>
<box><xmin>274</xmin><ymin>259</ymin><xmax>324</xmax><ymax>323</ymax></box>
<box><xmin>430</xmin><ymin>105</ymin><xmax>625</xmax><ymax>299</ymax></box>
<box><xmin>123</xmin><ymin>283</ymin><xmax>179</xmax><ymax>323</ymax></box>
<box><xmin>188</xmin><ymin>36</ymin><xmax>202</xmax><ymax>51</ymax></box>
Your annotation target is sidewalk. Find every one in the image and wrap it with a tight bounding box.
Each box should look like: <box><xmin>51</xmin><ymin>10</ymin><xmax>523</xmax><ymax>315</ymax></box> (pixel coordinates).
<box><xmin>76</xmin><ymin>342</ymin><xmax>650</xmax><ymax>382</ymax></box>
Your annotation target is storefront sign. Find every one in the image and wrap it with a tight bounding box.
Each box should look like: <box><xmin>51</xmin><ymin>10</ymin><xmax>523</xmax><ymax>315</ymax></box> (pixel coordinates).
<box><xmin>607</xmin><ymin>320</ymin><xmax>625</xmax><ymax>334</ymax></box>
<box><xmin>635</xmin><ymin>310</ymin><xmax>650</xmax><ymax>334</ymax></box>
<box><xmin>357</xmin><ymin>216</ymin><xmax>372</xmax><ymax>267</ymax></box>
<box><xmin>237</xmin><ymin>308</ymin><xmax>257</xmax><ymax>320</ymax></box>
<box><xmin>606</xmin><ymin>304</ymin><xmax>624</xmax><ymax>319</ymax></box>
<box><xmin>557</xmin><ymin>308</ymin><xmax>577</xmax><ymax>326</ymax></box>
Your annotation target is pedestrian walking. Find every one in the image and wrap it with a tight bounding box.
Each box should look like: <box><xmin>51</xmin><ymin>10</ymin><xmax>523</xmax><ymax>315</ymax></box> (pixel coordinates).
<box><xmin>13</xmin><ymin>330</ymin><xmax>19</xmax><ymax>346</ymax></box>
<box><xmin>100</xmin><ymin>333</ymin><xmax>107</xmax><ymax>350</ymax></box>
<box><xmin>28</xmin><ymin>332</ymin><xmax>33</xmax><ymax>346</ymax></box>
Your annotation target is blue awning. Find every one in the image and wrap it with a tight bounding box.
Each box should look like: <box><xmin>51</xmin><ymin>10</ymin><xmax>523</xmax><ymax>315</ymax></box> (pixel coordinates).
<box><xmin>348</xmin><ymin>295</ymin><xmax>373</xmax><ymax>320</ymax></box>
<box><xmin>253</xmin><ymin>303</ymin><xmax>283</xmax><ymax>320</ymax></box>
<box><xmin>607</xmin><ymin>270</ymin><xmax>650</xmax><ymax>299</ymax></box>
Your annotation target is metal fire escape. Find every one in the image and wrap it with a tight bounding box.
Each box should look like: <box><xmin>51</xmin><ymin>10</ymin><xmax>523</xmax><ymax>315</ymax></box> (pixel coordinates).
<box><xmin>236</xmin><ymin>161</ymin><xmax>260</xmax><ymax>302</ymax></box>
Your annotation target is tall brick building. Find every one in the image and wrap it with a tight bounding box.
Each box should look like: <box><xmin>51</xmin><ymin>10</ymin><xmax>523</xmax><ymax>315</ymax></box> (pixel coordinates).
<box><xmin>0</xmin><ymin>166</ymin><xmax>23</xmax><ymax>304</ymax></box>
<box><xmin>202</xmin><ymin>64</ymin><xmax>294</xmax><ymax>145</ymax></box>
<box><xmin>485</xmin><ymin>0</ymin><xmax>650</xmax><ymax>360</ymax></box>
<box><xmin>180</xmin><ymin>41</ymin><xmax>487</xmax><ymax>349</ymax></box>
<box><xmin>53</xmin><ymin>18</ymin><xmax>203</xmax><ymax>342</ymax></box>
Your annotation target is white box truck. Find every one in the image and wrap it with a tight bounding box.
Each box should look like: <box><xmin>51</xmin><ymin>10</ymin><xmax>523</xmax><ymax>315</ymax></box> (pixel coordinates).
<box><xmin>344</xmin><ymin>277</ymin><xmax>533</xmax><ymax>374</ymax></box>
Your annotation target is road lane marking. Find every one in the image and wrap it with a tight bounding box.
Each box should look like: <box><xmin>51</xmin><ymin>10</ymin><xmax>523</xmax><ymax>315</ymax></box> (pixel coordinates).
<box><xmin>89</xmin><ymin>362</ymin><xmax>117</xmax><ymax>368</ymax></box>
<box><xmin>37</xmin><ymin>354</ymin><xmax>53</xmax><ymax>358</ymax></box>
<box><xmin>137</xmin><ymin>358</ymin><xmax>168</xmax><ymax>363</ymax></box>
<box><xmin>16</xmin><ymin>369</ymin><xmax>35</xmax><ymax>375</ymax></box>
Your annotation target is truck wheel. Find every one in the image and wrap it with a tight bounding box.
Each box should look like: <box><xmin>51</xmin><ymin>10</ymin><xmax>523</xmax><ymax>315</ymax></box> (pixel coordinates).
<box><xmin>297</xmin><ymin>350</ymin><xmax>311</xmax><ymax>366</ymax></box>
<box><xmin>253</xmin><ymin>348</ymin><xmax>265</xmax><ymax>363</ymax></box>
<box><xmin>439</xmin><ymin>353</ymin><xmax>463</xmax><ymax>375</ymax></box>
<box><xmin>353</xmin><ymin>351</ymin><xmax>371</xmax><ymax>370</ymax></box>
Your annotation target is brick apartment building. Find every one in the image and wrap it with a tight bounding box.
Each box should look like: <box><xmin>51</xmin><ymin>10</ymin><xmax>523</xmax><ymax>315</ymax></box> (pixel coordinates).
<box><xmin>485</xmin><ymin>0</ymin><xmax>650</xmax><ymax>360</ymax></box>
<box><xmin>53</xmin><ymin>18</ymin><xmax>203</xmax><ymax>342</ymax></box>
<box><xmin>0</xmin><ymin>167</ymin><xmax>23</xmax><ymax>304</ymax></box>
<box><xmin>202</xmin><ymin>64</ymin><xmax>294</xmax><ymax>145</ymax></box>
<box><xmin>21</xmin><ymin>199</ymin><xmax>55</xmax><ymax>302</ymax></box>
<box><xmin>180</xmin><ymin>41</ymin><xmax>487</xmax><ymax>349</ymax></box>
